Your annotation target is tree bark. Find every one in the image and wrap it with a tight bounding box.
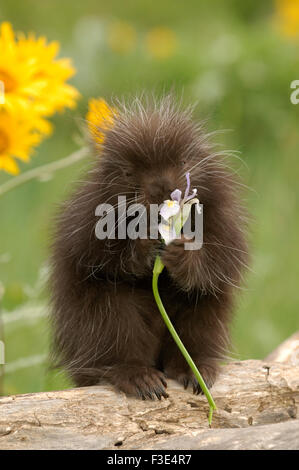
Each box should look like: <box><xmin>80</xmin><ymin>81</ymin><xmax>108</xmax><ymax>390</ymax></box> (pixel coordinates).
<box><xmin>0</xmin><ymin>359</ymin><xmax>298</xmax><ymax>450</ymax></box>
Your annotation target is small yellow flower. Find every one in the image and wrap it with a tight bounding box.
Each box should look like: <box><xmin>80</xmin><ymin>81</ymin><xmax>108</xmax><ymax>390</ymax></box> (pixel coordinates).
<box><xmin>275</xmin><ymin>0</ymin><xmax>299</xmax><ymax>38</ymax></box>
<box><xmin>86</xmin><ymin>98</ymin><xmax>117</xmax><ymax>144</ymax></box>
<box><xmin>146</xmin><ymin>27</ymin><xmax>177</xmax><ymax>59</ymax></box>
<box><xmin>0</xmin><ymin>22</ymin><xmax>79</xmax><ymax>123</ymax></box>
<box><xmin>0</xmin><ymin>110</ymin><xmax>41</xmax><ymax>174</ymax></box>
<box><xmin>107</xmin><ymin>21</ymin><xmax>136</xmax><ymax>54</ymax></box>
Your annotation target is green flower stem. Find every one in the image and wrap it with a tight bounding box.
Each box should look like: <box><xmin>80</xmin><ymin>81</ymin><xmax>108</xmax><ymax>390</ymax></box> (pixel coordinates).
<box><xmin>152</xmin><ymin>255</ymin><xmax>217</xmax><ymax>426</ymax></box>
<box><xmin>0</xmin><ymin>146</ymin><xmax>89</xmax><ymax>197</ymax></box>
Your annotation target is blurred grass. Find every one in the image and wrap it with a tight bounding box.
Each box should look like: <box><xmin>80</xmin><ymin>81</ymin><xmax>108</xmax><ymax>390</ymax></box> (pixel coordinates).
<box><xmin>0</xmin><ymin>0</ymin><xmax>298</xmax><ymax>394</ymax></box>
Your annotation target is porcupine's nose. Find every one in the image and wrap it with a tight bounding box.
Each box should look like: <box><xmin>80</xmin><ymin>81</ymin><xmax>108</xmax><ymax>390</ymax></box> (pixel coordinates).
<box><xmin>144</xmin><ymin>176</ymin><xmax>174</xmax><ymax>204</ymax></box>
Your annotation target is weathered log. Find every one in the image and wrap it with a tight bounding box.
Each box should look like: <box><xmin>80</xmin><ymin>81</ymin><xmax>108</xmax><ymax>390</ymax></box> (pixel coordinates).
<box><xmin>265</xmin><ymin>331</ymin><xmax>299</xmax><ymax>365</ymax></box>
<box><xmin>0</xmin><ymin>359</ymin><xmax>298</xmax><ymax>450</ymax></box>
<box><xmin>144</xmin><ymin>419</ymin><xmax>299</xmax><ymax>450</ymax></box>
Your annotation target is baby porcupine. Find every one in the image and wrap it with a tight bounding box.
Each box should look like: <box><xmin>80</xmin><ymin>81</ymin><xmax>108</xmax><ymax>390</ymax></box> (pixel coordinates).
<box><xmin>50</xmin><ymin>96</ymin><xmax>248</xmax><ymax>399</ymax></box>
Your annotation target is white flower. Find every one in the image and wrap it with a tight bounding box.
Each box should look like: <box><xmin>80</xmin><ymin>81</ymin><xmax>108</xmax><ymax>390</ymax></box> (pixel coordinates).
<box><xmin>158</xmin><ymin>172</ymin><xmax>200</xmax><ymax>245</ymax></box>
<box><xmin>160</xmin><ymin>199</ymin><xmax>180</xmax><ymax>221</ymax></box>
<box><xmin>158</xmin><ymin>219</ymin><xmax>177</xmax><ymax>245</ymax></box>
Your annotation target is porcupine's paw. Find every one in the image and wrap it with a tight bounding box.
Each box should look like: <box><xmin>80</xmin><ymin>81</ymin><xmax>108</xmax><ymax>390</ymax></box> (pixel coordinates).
<box><xmin>161</xmin><ymin>237</ymin><xmax>189</xmax><ymax>274</ymax></box>
<box><xmin>164</xmin><ymin>361</ymin><xmax>218</xmax><ymax>395</ymax></box>
<box><xmin>112</xmin><ymin>365</ymin><xmax>169</xmax><ymax>400</ymax></box>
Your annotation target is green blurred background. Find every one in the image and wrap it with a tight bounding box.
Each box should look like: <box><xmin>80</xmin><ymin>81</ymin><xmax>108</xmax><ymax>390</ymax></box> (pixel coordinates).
<box><xmin>0</xmin><ymin>0</ymin><xmax>298</xmax><ymax>395</ymax></box>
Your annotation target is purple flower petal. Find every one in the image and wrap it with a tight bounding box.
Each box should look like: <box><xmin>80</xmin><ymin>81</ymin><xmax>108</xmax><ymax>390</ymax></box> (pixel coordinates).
<box><xmin>184</xmin><ymin>172</ymin><xmax>191</xmax><ymax>199</ymax></box>
<box><xmin>171</xmin><ymin>189</ymin><xmax>182</xmax><ymax>202</ymax></box>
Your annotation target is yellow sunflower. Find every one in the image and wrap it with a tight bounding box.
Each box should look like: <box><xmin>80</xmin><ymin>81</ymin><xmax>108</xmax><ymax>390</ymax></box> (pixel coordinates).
<box><xmin>86</xmin><ymin>98</ymin><xmax>117</xmax><ymax>144</ymax></box>
<box><xmin>0</xmin><ymin>22</ymin><xmax>79</xmax><ymax>124</ymax></box>
<box><xmin>17</xmin><ymin>32</ymin><xmax>80</xmax><ymax>116</ymax></box>
<box><xmin>0</xmin><ymin>110</ymin><xmax>41</xmax><ymax>175</ymax></box>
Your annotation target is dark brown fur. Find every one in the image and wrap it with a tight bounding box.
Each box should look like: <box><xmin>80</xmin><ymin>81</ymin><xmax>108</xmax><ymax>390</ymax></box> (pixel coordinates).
<box><xmin>49</xmin><ymin>96</ymin><xmax>248</xmax><ymax>399</ymax></box>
